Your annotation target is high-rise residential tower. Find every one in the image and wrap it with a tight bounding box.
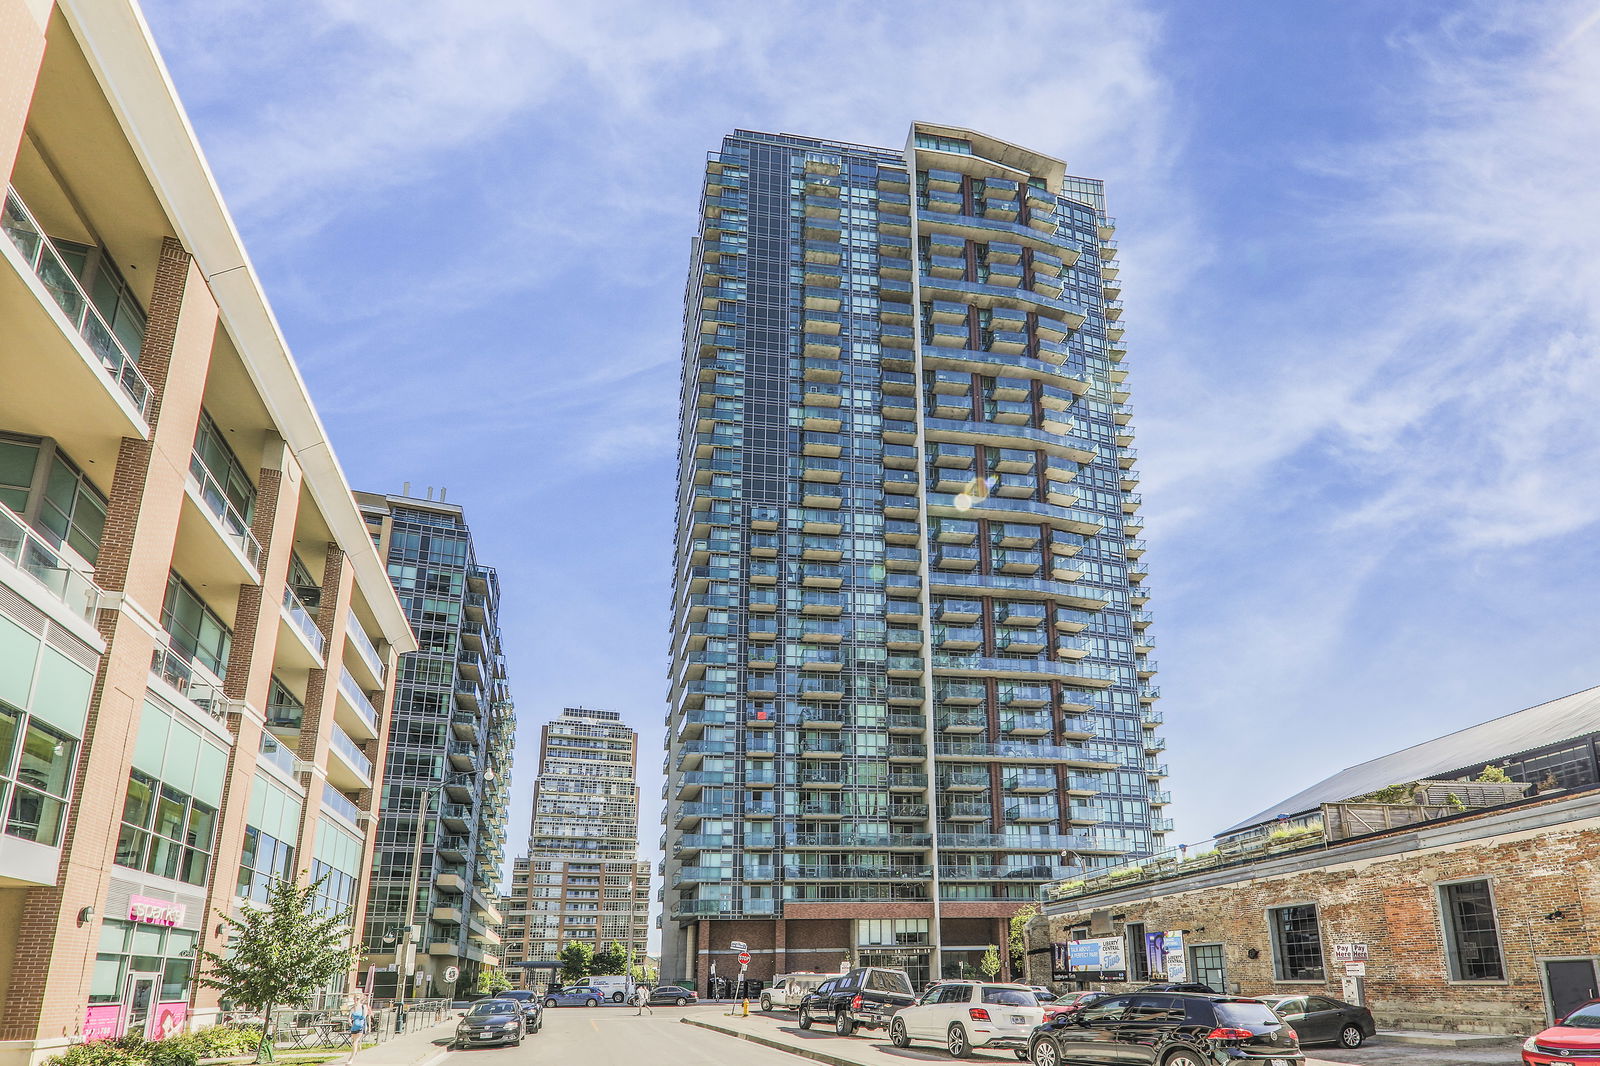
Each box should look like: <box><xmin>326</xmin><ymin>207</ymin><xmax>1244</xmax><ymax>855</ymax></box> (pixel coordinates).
<box><xmin>500</xmin><ymin>708</ymin><xmax>650</xmax><ymax>985</ymax></box>
<box><xmin>355</xmin><ymin>491</ymin><xmax>515</xmax><ymax>999</ymax></box>
<box><xmin>661</xmin><ymin>125</ymin><xmax>1164</xmax><ymax>989</ymax></box>
<box><xmin>0</xmin><ymin>1</ymin><xmax>415</xmax><ymax>1057</ymax></box>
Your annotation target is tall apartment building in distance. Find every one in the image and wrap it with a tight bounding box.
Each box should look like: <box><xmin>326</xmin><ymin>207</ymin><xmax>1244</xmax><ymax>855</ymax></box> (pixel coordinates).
<box><xmin>661</xmin><ymin>125</ymin><xmax>1163</xmax><ymax>988</ymax></box>
<box><xmin>501</xmin><ymin>708</ymin><xmax>651</xmax><ymax>987</ymax></box>
<box><xmin>355</xmin><ymin>491</ymin><xmax>515</xmax><ymax>1000</ymax></box>
<box><xmin>0</xmin><ymin>2</ymin><xmax>415</xmax><ymax>1060</ymax></box>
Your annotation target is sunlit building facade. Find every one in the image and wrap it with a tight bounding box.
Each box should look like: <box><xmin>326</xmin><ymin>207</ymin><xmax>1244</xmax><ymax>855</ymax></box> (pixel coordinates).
<box><xmin>660</xmin><ymin>125</ymin><xmax>1164</xmax><ymax>989</ymax></box>
<box><xmin>0</xmin><ymin>2</ymin><xmax>414</xmax><ymax>1060</ymax></box>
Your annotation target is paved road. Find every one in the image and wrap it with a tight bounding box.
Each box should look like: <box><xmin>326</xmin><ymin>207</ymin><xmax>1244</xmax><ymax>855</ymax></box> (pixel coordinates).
<box><xmin>433</xmin><ymin>1004</ymin><xmax>805</xmax><ymax>1066</ymax></box>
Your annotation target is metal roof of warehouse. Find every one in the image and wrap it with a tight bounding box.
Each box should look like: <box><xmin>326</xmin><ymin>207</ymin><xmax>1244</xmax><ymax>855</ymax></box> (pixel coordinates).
<box><xmin>1220</xmin><ymin>684</ymin><xmax>1600</xmax><ymax>835</ymax></box>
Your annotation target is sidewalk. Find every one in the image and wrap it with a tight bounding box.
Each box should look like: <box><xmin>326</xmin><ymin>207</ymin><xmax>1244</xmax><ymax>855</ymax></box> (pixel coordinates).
<box><xmin>321</xmin><ymin>1017</ymin><xmax>457</xmax><ymax>1066</ymax></box>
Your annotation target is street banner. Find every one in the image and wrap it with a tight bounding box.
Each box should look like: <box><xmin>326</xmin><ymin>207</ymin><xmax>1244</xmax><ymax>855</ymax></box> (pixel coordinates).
<box><xmin>1145</xmin><ymin>932</ymin><xmax>1166</xmax><ymax>977</ymax></box>
<box><xmin>1162</xmin><ymin>931</ymin><xmax>1187</xmax><ymax>982</ymax></box>
<box><xmin>1052</xmin><ymin>937</ymin><xmax>1126</xmax><ymax>981</ymax></box>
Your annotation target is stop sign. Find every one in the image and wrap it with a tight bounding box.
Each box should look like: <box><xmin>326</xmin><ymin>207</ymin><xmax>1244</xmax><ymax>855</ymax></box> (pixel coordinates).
<box><xmin>738</xmin><ymin>951</ymin><xmax>751</xmax><ymax>967</ymax></box>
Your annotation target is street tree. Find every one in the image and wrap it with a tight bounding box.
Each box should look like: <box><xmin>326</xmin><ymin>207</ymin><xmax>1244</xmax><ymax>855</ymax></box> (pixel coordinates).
<box><xmin>474</xmin><ymin>969</ymin><xmax>513</xmax><ymax>995</ymax></box>
<box><xmin>591</xmin><ymin>942</ymin><xmax>628</xmax><ymax>976</ymax></box>
<box><xmin>560</xmin><ymin>940</ymin><xmax>594</xmax><ymax>984</ymax></box>
<box><xmin>198</xmin><ymin>875</ymin><xmax>357</xmax><ymax>1063</ymax></box>
<box><xmin>979</xmin><ymin>944</ymin><xmax>1002</xmax><ymax>979</ymax></box>
<box><xmin>1008</xmin><ymin>903</ymin><xmax>1040</xmax><ymax>979</ymax></box>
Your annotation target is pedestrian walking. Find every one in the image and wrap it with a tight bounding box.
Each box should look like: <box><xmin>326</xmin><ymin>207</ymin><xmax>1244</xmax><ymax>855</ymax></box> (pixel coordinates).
<box><xmin>393</xmin><ymin>1001</ymin><xmax>405</xmax><ymax>1034</ymax></box>
<box><xmin>345</xmin><ymin>997</ymin><xmax>367</xmax><ymax>1064</ymax></box>
<box><xmin>633</xmin><ymin>984</ymin><xmax>653</xmax><ymax>1016</ymax></box>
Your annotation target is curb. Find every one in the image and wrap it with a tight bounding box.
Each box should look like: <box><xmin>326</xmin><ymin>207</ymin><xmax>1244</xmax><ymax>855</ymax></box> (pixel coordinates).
<box><xmin>680</xmin><ymin>1016</ymin><xmax>865</xmax><ymax>1066</ymax></box>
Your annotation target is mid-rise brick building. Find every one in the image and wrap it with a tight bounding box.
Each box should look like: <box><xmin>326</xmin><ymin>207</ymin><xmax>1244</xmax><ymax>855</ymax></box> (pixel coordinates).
<box><xmin>0</xmin><ymin>2</ymin><xmax>416</xmax><ymax>1062</ymax></box>
<box><xmin>1034</xmin><ymin>686</ymin><xmax>1600</xmax><ymax>1035</ymax></box>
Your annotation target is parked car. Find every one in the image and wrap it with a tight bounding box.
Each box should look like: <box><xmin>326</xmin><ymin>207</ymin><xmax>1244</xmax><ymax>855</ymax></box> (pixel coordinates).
<box><xmin>1257</xmin><ymin>994</ymin><xmax>1374</xmax><ymax>1048</ymax></box>
<box><xmin>1137</xmin><ymin>982</ymin><xmax>1219</xmax><ymax>994</ymax></box>
<box><xmin>453</xmin><ymin>999</ymin><xmax>525</xmax><ymax>1048</ymax></box>
<box><xmin>1523</xmin><ymin>998</ymin><xmax>1600</xmax><ymax>1064</ymax></box>
<box><xmin>798</xmin><ymin>967</ymin><xmax>917</xmax><ymax>1035</ymax></box>
<box><xmin>761</xmin><ymin>972</ymin><xmax>830</xmax><ymax>1012</ymax></box>
<box><xmin>1031</xmin><ymin>988</ymin><xmax>1060</xmax><ymax>1003</ymax></box>
<box><xmin>890</xmin><ymin>981</ymin><xmax>1045</xmax><ymax>1059</ymax></box>
<box><xmin>1027</xmin><ymin>992</ymin><xmax>1304</xmax><ymax>1066</ymax></box>
<box><xmin>1041</xmin><ymin>990</ymin><xmax>1110</xmax><ymax>1019</ymax></box>
<box><xmin>543</xmin><ymin>985</ymin><xmax>604</xmax><ymax>1007</ymax></box>
<box><xmin>647</xmin><ymin>984</ymin><xmax>700</xmax><ymax>1006</ymax></box>
<box><xmin>494</xmin><ymin>990</ymin><xmax>543</xmax><ymax>1033</ymax></box>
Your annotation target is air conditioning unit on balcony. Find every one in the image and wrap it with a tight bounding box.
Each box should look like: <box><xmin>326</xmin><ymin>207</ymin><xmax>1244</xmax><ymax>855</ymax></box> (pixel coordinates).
<box><xmin>293</xmin><ymin>758</ymin><xmax>315</xmax><ymax>774</ymax></box>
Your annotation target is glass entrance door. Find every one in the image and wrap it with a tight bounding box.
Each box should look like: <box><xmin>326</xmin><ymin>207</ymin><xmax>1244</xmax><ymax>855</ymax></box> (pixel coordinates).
<box><xmin>859</xmin><ymin>950</ymin><xmax>929</xmax><ymax>988</ymax></box>
<box><xmin>1189</xmin><ymin>944</ymin><xmax>1226</xmax><ymax>993</ymax></box>
<box><xmin>123</xmin><ymin>974</ymin><xmax>159</xmax><ymax>1038</ymax></box>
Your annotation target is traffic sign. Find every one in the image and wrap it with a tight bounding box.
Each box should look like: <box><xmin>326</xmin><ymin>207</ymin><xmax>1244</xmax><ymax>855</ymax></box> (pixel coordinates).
<box><xmin>738</xmin><ymin>950</ymin><xmax>751</xmax><ymax>967</ymax></box>
<box><xmin>1333</xmin><ymin>943</ymin><xmax>1368</xmax><ymax>963</ymax></box>
<box><xmin>443</xmin><ymin>965</ymin><xmax>459</xmax><ymax>983</ymax></box>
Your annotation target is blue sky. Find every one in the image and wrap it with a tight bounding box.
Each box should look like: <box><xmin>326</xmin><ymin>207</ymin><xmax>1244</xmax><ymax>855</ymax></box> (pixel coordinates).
<box><xmin>141</xmin><ymin>0</ymin><xmax>1600</xmax><ymax>919</ymax></box>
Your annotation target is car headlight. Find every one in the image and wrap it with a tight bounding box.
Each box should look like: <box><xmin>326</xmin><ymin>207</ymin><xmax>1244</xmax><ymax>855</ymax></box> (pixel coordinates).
<box><xmin>1523</xmin><ymin>1036</ymin><xmax>1539</xmax><ymax>1052</ymax></box>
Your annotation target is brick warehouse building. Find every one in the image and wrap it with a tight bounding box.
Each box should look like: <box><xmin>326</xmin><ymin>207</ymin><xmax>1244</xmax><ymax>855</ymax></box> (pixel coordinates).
<box><xmin>1032</xmin><ymin>687</ymin><xmax>1600</xmax><ymax>1035</ymax></box>
<box><xmin>0</xmin><ymin>1</ymin><xmax>415</xmax><ymax>1063</ymax></box>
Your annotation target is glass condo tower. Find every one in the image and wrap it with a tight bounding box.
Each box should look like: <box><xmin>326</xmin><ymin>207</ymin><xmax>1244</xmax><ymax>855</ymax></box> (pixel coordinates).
<box><xmin>661</xmin><ymin>124</ymin><xmax>1165</xmax><ymax>989</ymax></box>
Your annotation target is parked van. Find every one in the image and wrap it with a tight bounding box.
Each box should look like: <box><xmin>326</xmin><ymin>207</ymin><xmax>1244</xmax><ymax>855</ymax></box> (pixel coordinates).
<box><xmin>584</xmin><ymin>975</ymin><xmax>635</xmax><ymax>1003</ymax></box>
<box><xmin>760</xmin><ymin>972</ymin><xmax>831</xmax><ymax>1012</ymax></box>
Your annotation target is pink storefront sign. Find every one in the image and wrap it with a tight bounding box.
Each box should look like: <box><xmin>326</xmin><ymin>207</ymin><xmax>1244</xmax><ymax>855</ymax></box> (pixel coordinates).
<box><xmin>127</xmin><ymin>895</ymin><xmax>186</xmax><ymax>927</ymax></box>
<box><xmin>83</xmin><ymin>1004</ymin><xmax>123</xmax><ymax>1042</ymax></box>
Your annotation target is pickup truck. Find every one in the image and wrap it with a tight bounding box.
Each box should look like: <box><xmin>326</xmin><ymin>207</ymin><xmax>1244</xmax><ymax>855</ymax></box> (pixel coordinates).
<box><xmin>760</xmin><ymin>972</ymin><xmax>830</xmax><ymax>1012</ymax></box>
<box><xmin>797</xmin><ymin>967</ymin><xmax>917</xmax><ymax>1036</ymax></box>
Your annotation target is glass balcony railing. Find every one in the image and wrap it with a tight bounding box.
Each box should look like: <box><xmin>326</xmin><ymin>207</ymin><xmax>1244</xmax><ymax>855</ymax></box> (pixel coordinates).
<box><xmin>187</xmin><ymin>451</ymin><xmax>261</xmax><ymax>568</ymax></box>
<box><xmin>281</xmin><ymin>586</ymin><xmax>325</xmax><ymax>657</ymax></box>
<box><xmin>1</xmin><ymin>187</ymin><xmax>153</xmax><ymax>416</ymax></box>
<box><xmin>330</xmin><ymin>724</ymin><xmax>373</xmax><ymax>780</ymax></box>
<box><xmin>344</xmin><ymin>611</ymin><xmax>385</xmax><ymax>681</ymax></box>
<box><xmin>149</xmin><ymin>644</ymin><xmax>231</xmax><ymax>721</ymax></box>
<box><xmin>338</xmin><ymin>665</ymin><xmax>379</xmax><ymax>731</ymax></box>
<box><xmin>322</xmin><ymin>783</ymin><xmax>361</xmax><ymax>824</ymax></box>
<box><xmin>0</xmin><ymin>499</ymin><xmax>102</xmax><ymax>622</ymax></box>
<box><xmin>258</xmin><ymin>732</ymin><xmax>297</xmax><ymax>776</ymax></box>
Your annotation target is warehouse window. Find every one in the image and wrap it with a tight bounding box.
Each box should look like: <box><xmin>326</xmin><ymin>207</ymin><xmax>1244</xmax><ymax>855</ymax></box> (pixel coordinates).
<box><xmin>1440</xmin><ymin>880</ymin><xmax>1505</xmax><ymax>980</ymax></box>
<box><xmin>1269</xmin><ymin>904</ymin><xmax>1325</xmax><ymax>980</ymax></box>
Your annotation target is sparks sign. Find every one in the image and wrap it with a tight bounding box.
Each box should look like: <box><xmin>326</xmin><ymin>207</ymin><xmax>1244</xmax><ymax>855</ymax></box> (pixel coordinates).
<box><xmin>127</xmin><ymin>895</ymin><xmax>186</xmax><ymax>927</ymax></box>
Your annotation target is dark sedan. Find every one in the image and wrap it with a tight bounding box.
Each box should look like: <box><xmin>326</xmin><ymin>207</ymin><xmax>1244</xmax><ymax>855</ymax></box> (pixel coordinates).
<box><xmin>495</xmin><ymin>990</ymin><xmax>543</xmax><ymax>1034</ymax></box>
<box><xmin>1028</xmin><ymin>992</ymin><xmax>1303</xmax><ymax>1066</ymax></box>
<box><xmin>647</xmin><ymin>985</ymin><xmax>699</xmax><ymax>1006</ymax></box>
<box><xmin>1258</xmin><ymin>994</ymin><xmax>1375</xmax><ymax>1049</ymax></box>
<box><xmin>453</xmin><ymin>999</ymin><xmax>524</xmax><ymax>1048</ymax></box>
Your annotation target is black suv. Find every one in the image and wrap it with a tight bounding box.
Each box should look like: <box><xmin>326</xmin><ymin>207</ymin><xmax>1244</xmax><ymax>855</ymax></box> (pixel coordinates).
<box><xmin>798</xmin><ymin>967</ymin><xmax>916</xmax><ymax>1036</ymax></box>
<box><xmin>1027</xmin><ymin>992</ymin><xmax>1304</xmax><ymax>1066</ymax></box>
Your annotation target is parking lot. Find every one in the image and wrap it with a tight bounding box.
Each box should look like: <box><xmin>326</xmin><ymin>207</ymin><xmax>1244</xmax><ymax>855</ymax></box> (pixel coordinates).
<box><xmin>681</xmin><ymin>1007</ymin><xmax>1523</xmax><ymax>1066</ymax></box>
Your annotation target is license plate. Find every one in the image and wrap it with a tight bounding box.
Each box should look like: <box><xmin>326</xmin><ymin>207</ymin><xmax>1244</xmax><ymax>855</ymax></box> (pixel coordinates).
<box><xmin>1011</xmin><ymin>1016</ymin><xmax>1026</xmax><ymax>1024</ymax></box>
<box><xmin>1270</xmin><ymin>1060</ymin><xmax>1292</xmax><ymax>1066</ymax></box>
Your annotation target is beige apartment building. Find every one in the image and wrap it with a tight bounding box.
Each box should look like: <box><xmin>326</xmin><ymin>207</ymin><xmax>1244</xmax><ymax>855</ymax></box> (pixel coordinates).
<box><xmin>0</xmin><ymin>1</ymin><xmax>415</xmax><ymax>1062</ymax></box>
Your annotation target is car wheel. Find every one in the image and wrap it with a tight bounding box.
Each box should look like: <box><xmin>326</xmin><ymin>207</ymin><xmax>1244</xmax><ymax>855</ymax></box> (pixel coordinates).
<box><xmin>760</xmin><ymin>995</ymin><xmax>772</xmax><ymax>1012</ymax></box>
<box><xmin>1161</xmin><ymin>1052</ymin><xmax>1206</xmax><ymax>1066</ymax></box>
<box><xmin>1339</xmin><ymin>1024</ymin><xmax>1365</xmax><ymax>1048</ymax></box>
<box><xmin>1014</xmin><ymin>1051</ymin><xmax>1029</xmax><ymax>1061</ymax></box>
<box><xmin>676</xmin><ymin>996</ymin><xmax>688</xmax><ymax>1006</ymax></box>
<box><xmin>585</xmin><ymin>998</ymin><xmax>598</xmax><ymax>1007</ymax></box>
<box><xmin>890</xmin><ymin>1019</ymin><xmax>911</xmax><ymax>1049</ymax></box>
<box><xmin>544</xmin><ymin>999</ymin><xmax>556</xmax><ymax>1008</ymax></box>
<box><xmin>798</xmin><ymin>1009</ymin><xmax>812</xmax><ymax>1030</ymax></box>
<box><xmin>1030</xmin><ymin>1038</ymin><xmax>1058</xmax><ymax>1066</ymax></box>
<box><xmin>836</xmin><ymin>1011</ymin><xmax>856</xmax><ymax>1036</ymax></box>
<box><xmin>947</xmin><ymin>1024</ymin><xmax>971</xmax><ymax>1059</ymax></box>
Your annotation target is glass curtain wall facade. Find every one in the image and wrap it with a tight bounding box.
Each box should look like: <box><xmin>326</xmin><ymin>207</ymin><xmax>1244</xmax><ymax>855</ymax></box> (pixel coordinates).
<box><xmin>661</xmin><ymin>125</ymin><xmax>1164</xmax><ymax>988</ymax></box>
<box><xmin>500</xmin><ymin>708</ymin><xmax>650</xmax><ymax>984</ymax></box>
<box><xmin>356</xmin><ymin>492</ymin><xmax>515</xmax><ymax>1000</ymax></box>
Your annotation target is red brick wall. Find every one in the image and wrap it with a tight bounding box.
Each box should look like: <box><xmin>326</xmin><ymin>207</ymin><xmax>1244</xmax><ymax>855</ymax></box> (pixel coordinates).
<box><xmin>1037</xmin><ymin>818</ymin><xmax>1600</xmax><ymax>1034</ymax></box>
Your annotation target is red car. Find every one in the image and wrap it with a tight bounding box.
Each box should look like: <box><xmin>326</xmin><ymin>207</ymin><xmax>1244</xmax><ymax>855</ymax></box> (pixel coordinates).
<box><xmin>1042</xmin><ymin>991</ymin><xmax>1108</xmax><ymax>1019</ymax></box>
<box><xmin>1524</xmin><ymin>1000</ymin><xmax>1600</xmax><ymax>1064</ymax></box>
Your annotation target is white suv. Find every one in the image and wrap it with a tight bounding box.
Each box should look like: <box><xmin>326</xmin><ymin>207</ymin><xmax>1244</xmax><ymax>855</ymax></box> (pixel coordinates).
<box><xmin>889</xmin><ymin>982</ymin><xmax>1044</xmax><ymax>1059</ymax></box>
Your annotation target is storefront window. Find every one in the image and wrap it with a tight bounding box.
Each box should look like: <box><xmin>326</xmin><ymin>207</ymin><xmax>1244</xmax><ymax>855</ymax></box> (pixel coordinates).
<box><xmin>90</xmin><ymin>920</ymin><xmax>196</xmax><ymax>1005</ymax></box>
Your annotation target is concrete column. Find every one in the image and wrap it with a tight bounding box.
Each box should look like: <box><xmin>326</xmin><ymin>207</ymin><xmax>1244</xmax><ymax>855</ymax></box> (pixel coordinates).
<box><xmin>0</xmin><ymin>0</ymin><xmax>47</xmax><ymax>184</ymax></box>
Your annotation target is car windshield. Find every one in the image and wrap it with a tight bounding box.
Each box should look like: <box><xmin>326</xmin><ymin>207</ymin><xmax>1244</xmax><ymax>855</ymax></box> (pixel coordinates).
<box><xmin>983</xmin><ymin>988</ymin><xmax>1039</xmax><ymax>1006</ymax></box>
<box><xmin>467</xmin><ymin>1001</ymin><xmax>512</xmax><ymax>1017</ymax></box>
<box><xmin>868</xmin><ymin>970</ymin><xmax>915</xmax><ymax>994</ymax></box>
<box><xmin>1215</xmin><ymin>1002</ymin><xmax>1284</xmax><ymax>1028</ymax></box>
<box><xmin>1564</xmin><ymin>1005</ymin><xmax>1600</xmax><ymax>1028</ymax></box>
